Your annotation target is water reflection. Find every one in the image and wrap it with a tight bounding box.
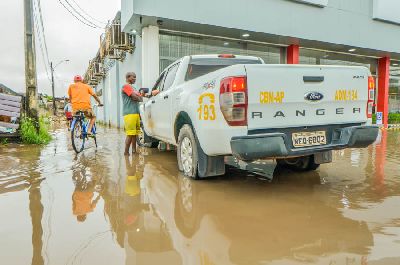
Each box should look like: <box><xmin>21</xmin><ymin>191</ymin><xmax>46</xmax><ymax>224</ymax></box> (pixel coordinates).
<box><xmin>133</xmin><ymin>152</ymin><xmax>373</xmax><ymax>264</ymax></box>
<box><xmin>1</xmin><ymin>129</ymin><xmax>400</xmax><ymax>265</ymax></box>
<box><xmin>71</xmin><ymin>155</ymin><xmax>104</xmax><ymax>222</ymax></box>
<box><xmin>28</xmin><ymin>149</ymin><xmax>45</xmax><ymax>265</ymax></box>
<box><xmin>29</xmin><ymin>181</ymin><xmax>44</xmax><ymax>265</ymax></box>
<box><xmin>0</xmin><ymin>146</ymin><xmax>46</xmax><ymax>265</ymax></box>
<box><xmin>103</xmin><ymin>154</ymin><xmax>182</xmax><ymax>264</ymax></box>
<box><xmin>374</xmin><ymin>130</ymin><xmax>387</xmax><ymax>192</ymax></box>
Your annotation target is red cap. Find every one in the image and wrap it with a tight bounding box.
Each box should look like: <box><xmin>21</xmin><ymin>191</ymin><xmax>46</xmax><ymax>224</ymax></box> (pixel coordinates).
<box><xmin>74</xmin><ymin>75</ymin><xmax>83</xmax><ymax>82</ymax></box>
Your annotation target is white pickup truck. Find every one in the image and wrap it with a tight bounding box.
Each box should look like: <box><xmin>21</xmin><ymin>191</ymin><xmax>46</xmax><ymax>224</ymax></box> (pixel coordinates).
<box><xmin>139</xmin><ymin>54</ymin><xmax>379</xmax><ymax>179</ymax></box>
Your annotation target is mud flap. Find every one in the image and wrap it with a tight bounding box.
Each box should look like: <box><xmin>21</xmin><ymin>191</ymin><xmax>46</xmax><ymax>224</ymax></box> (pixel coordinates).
<box><xmin>197</xmin><ymin>142</ymin><xmax>225</xmax><ymax>178</ymax></box>
<box><xmin>314</xmin><ymin>151</ymin><xmax>332</xmax><ymax>164</ymax></box>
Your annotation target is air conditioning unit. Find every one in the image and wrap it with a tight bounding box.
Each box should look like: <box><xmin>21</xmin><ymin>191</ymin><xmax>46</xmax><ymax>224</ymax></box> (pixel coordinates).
<box><xmin>100</xmin><ymin>34</ymin><xmax>107</xmax><ymax>60</ymax></box>
<box><xmin>106</xmin><ymin>48</ymin><xmax>124</xmax><ymax>60</ymax></box>
<box><xmin>83</xmin><ymin>68</ymin><xmax>91</xmax><ymax>84</ymax></box>
<box><xmin>93</xmin><ymin>62</ymin><xmax>105</xmax><ymax>77</ymax></box>
<box><xmin>117</xmin><ymin>33</ymin><xmax>135</xmax><ymax>52</ymax></box>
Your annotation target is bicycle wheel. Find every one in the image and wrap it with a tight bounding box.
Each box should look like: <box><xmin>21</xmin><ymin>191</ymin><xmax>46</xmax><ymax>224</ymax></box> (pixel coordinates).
<box><xmin>92</xmin><ymin>123</ymin><xmax>98</xmax><ymax>148</ymax></box>
<box><xmin>71</xmin><ymin>120</ymin><xmax>85</xmax><ymax>153</ymax></box>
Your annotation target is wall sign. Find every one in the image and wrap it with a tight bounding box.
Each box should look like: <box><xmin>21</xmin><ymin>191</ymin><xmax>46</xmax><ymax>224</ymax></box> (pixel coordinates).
<box><xmin>373</xmin><ymin>0</ymin><xmax>400</xmax><ymax>25</ymax></box>
<box><xmin>376</xmin><ymin>112</ymin><xmax>383</xmax><ymax>125</ymax></box>
<box><xmin>291</xmin><ymin>0</ymin><xmax>328</xmax><ymax>7</ymax></box>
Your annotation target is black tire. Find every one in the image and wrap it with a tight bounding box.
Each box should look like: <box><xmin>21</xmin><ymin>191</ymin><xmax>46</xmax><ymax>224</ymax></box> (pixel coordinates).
<box><xmin>277</xmin><ymin>155</ymin><xmax>320</xmax><ymax>172</ymax></box>
<box><xmin>307</xmin><ymin>155</ymin><xmax>320</xmax><ymax>171</ymax></box>
<box><xmin>177</xmin><ymin>124</ymin><xmax>199</xmax><ymax>179</ymax></box>
<box><xmin>71</xmin><ymin>120</ymin><xmax>85</xmax><ymax>153</ymax></box>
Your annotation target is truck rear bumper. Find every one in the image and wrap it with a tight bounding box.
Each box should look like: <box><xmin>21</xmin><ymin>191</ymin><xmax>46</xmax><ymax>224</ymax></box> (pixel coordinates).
<box><xmin>230</xmin><ymin>125</ymin><xmax>379</xmax><ymax>161</ymax></box>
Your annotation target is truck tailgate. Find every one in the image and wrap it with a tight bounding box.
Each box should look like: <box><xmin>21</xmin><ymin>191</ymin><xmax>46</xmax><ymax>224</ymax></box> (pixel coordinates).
<box><xmin>245</xmin><ymin>65</ymin><xmax>370</xmax><ymax>130</ymax></box>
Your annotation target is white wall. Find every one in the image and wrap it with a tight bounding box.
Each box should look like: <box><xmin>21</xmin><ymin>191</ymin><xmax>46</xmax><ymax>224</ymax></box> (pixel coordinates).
<box><xmin>373</xmin><ymin>0</ymin><xmax>400</xmax><ymax>24</ymax></box>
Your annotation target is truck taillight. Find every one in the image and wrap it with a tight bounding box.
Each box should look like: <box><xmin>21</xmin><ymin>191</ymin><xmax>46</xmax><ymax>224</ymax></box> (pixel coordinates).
<box><xmin>367</xmin><ymin>76</ymin><xmax>375</xmax><ymax>119</ymax></box>
<box><xmin>220</xmin><ymin>76</ymin><xmax>247</xmax><ymax>126</ymax></box>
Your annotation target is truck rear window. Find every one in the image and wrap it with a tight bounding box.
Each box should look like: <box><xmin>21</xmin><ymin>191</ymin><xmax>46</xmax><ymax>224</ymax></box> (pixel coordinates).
<box><xmin>185</xmin><ymin>58</ymin><xmax>262</xmax><ymax>81</ymax></box>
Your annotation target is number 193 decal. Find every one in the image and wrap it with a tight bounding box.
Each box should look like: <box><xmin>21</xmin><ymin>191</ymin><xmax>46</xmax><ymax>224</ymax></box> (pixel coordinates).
<box><xmin>198</xmin><ymin>93</ymin><xmax>216</xmax><ymax>121</ymax></box>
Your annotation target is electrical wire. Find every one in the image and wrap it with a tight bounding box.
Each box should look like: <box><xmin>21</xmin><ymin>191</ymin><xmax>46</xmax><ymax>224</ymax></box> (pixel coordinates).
<box><xmin>69</xmin><ymin>0</ymin><xmax>108</xmax><ymax>25</ymax></box>
<box><xmin>57</xmin><ymin>0</ymin><xmax>99</xmax><ymax>28</ymax></box>
<box><xmin>64</xmin><ymin>0</ymin><xmax>103</xmax><ymax>28</ymax></box>
<box><xmin>33</xmin><ymin>0</ymin><xmax>51</xmax><ymax>82</ymax></box>
<box><xmin>36</xmin><ymin>0</ymin><xmax>50</xmax><ymax>65</ymax></box>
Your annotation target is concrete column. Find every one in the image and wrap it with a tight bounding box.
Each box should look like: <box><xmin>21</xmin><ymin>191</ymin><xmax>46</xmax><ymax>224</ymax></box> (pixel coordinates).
<box><xmin>287</xmin><ymin>44</ymin><xmax>299</xmax><ymax>64</ymax></box>
<box><xmin>375</xmin><ymin>130</ymin><xmax>387</xmax><ymax>190</ymax></box>
<box><xmin>141</xmin><ymin>25</ymin><xmax>160</xmax><ymax>88</ymax></box>
<box><xmin>377</xmin><ymin>57</ymin><xmax>390</xmax><ymax>126</ymax></box>
<box><xmin>102</xmin><ymin>78</ymin><xmax>106</xmax><ymax>124</ymax></box>
<box><xmin>116</xmin><ymin>61</ymin><xmax>121</xmax><ymax>128</ymax></box>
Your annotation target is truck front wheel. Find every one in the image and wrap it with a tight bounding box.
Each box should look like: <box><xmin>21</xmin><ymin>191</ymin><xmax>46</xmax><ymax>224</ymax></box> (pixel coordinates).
<box><xmin>277</xmin><ymin>155</ymin><xmax>320</xmax><ymax>172</ymax></box>
<box><xmin>177</xmin><ymin>125</ymin><xmax>199</xmax><ymax>179</ymax></box>
<box><xmin>137</xmin><ymin>123</ymin><xmax>159</xmax><ymax>148</ymax></box>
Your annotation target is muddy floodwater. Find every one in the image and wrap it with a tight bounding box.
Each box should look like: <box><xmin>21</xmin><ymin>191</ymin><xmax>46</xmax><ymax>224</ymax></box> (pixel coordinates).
<box><xmin>0</xmin><ymin>128</ymin><xmax>399</xmax><ymax>265</ymax></box>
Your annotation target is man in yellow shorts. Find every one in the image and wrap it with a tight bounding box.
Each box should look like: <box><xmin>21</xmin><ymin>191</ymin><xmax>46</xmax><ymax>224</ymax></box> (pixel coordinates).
<box><xmin>122</xmin><ymin>72</ymin><xmax>143</xmax><ymax>155</ymax></box>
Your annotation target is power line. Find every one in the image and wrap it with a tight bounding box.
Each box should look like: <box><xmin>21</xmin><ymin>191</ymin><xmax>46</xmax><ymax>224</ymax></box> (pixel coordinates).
<box><xmin>57</xmin><ymin>0</ymin><xmax>98</xmax><ymax>28</ymax></box>
<box><xmin>36</xmin><ymin>0</ymin><xmax>51</xmax><ymax>64</ymax></box>
<box><xmin>33</xmin><ymin>0</ymin><xmax>51</xmax><ymax>82</ymax></box>
<box><xmin>69</xmin><ymin>0</ymin><xmax>108</xmax><ymax>25</ymax></box>
<box><xmin>64</xmin><ymin>0</ymin><xmax>103</xmax><ymax>28</ymax></box>
<box><xmin>58</xmin><ymin>0</ymin><xmax>103</xmax><ymax>28</ymax></box>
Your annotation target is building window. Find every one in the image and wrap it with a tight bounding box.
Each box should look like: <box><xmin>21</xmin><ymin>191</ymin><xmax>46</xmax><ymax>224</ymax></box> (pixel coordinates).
<box><xmin>300</xmin><ymin>48</ymin><xmax>378</xmax><ymax>75</ymax></box>
<box><xmin>389</xmin><ymin>62</ymin><xmax>400</xmax><ymax>113</ymax></box>
<box><xmin>159</xmin><ymin>34</ymin><xmax>281</xmax><ymax>72</ymax></box>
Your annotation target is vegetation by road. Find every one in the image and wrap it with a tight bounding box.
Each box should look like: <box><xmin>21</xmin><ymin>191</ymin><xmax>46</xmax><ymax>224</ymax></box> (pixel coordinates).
<box><xmin>372</xmin><ymin>113</ymin><xmax>400</xmax><ymax>124</ymax></box>
<box><xmin>20</xmin><ymin>116</ymin><xmax>52</xmax><ymax>144</ymax></box>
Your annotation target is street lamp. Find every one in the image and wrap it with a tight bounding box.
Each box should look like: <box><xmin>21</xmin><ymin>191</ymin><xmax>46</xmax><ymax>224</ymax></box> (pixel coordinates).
<box><xmin>50</xmin><ymin>59</ymin><xmax>69</xmax><ymax>115</ymax></box>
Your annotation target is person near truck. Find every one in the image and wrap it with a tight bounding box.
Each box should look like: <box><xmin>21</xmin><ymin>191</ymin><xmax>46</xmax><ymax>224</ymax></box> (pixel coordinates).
<box><xmin>122</xmin><ymin>72</ymin><xmax>143</xmax><ymax>156</ymax></box>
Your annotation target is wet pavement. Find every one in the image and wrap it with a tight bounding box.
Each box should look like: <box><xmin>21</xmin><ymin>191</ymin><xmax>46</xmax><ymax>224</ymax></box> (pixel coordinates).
<box><xmin>0</xmin><ymin>128</ymin><xmax>400</xmax><ymax>265</ymax></box>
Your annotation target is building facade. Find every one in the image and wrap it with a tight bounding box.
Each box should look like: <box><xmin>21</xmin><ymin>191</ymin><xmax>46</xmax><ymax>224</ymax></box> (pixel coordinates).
<box><xmin>94</xmin><ymin>0</ymin><xmax>400</xmax><ymax>127</ymax></box>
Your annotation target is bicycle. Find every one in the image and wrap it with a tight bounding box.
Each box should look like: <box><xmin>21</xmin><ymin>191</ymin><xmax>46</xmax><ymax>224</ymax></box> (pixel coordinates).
<box><xmin>70</xmin><ymin>110</ymin><xmax>98</xmax><ymax>153</ymax></box>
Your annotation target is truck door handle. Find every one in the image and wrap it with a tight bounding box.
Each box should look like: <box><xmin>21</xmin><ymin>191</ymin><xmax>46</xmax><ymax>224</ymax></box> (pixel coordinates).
<box><xmin>303</xmin><ymin>76</ymin><xmax>324</xmax><ymax>83</ymax></box>
<box><xmin>163</xmin><ymin>95</ymin><xmax>169</xmax><ymax>99</ymax></box>
<box><xmin>151</xmin><ymin>100</ymin><xmax>155</xmax><ymax>104</ymax></box>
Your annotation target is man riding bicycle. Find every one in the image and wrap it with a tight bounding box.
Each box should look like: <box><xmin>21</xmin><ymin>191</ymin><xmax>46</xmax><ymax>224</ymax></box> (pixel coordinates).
<box><xmin>68</xmin><ymin>75</ymin><xmax>103</xmax><ymax>135</ymax></box>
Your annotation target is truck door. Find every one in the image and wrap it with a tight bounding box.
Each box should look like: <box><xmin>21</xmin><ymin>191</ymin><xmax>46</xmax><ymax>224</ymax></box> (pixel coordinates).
<box><xmin>151</xmin><ymin>62</ymin><xmax>180</xmax><ymax>141</ymax></box>
<box><xmin>144</xmin><ymin>72</ymin><xmax>166</xmax><ymax>137</ymax></box>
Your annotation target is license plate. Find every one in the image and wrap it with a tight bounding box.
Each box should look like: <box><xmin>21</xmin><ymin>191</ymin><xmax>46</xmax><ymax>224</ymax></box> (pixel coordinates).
<box><xmin>292</xmin><ymin>131</ymin><xmax>327</xmax><ymax>148</ymax></box>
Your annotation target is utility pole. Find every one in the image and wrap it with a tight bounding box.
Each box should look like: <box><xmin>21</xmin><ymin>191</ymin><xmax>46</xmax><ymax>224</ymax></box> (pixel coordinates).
<box><xmin>50</xmin><ymin>60</ymin><xmax>69</xmax><ymax>116</ymax></box>
<box><xmin>51</xmin><ymin>62</ymin><xmax>56</xmax><ymax>115</ymax></box>
<box><xmin>24</xmin><ymin>0</ymin><xmax>39</xmax><ymax>123</ymax></box>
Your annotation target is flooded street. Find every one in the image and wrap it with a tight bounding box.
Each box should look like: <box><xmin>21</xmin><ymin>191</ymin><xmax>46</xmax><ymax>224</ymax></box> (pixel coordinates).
<box><xmin>1</xmin><ymin>128</ymin><xmax>400</xmax><ymax>265</ymax></box>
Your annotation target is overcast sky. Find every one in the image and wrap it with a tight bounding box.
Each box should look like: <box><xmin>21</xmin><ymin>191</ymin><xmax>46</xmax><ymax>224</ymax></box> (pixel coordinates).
<box><xmin>0</xmin><ymin>0</ymin><xmax>120</xmax><ymax>96</ymax></box>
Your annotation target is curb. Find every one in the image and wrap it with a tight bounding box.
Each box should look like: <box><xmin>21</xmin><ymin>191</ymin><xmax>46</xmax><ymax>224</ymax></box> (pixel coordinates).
<box><xmin>379</xmin><ymin>124</ymin><xmax>400</xmax><ymax>131</ymax></box>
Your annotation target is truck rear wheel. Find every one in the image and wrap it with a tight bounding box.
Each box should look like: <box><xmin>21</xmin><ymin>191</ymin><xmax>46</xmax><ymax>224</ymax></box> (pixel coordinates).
<box><xmin>277</xmin><ymin>155</ymin><xmax>320</xmax><ymax>172</ymax></box>
<box><xmin>177</xmin><ymin>125</ymin><xmax>199</xmax><ymax>179</ymax></box>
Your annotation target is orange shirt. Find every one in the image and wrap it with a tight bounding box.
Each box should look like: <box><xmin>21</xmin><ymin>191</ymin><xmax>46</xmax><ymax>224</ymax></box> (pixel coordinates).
<box><xmin>68</xmin><ymin>82</ymin><xmax>95</xmax><ymax>110</ymax></box>
<box><xmin>72</xmin><ymin>191</ymin><xmax>96</xmax><ymax>216</ymax></box>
